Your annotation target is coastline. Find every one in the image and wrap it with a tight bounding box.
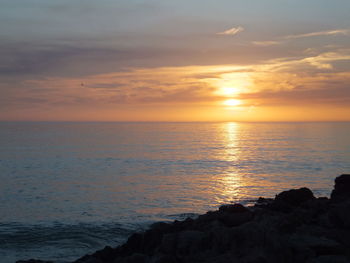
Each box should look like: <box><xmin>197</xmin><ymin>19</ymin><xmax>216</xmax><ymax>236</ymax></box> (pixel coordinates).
<box><xmin>17</xmin><ymin>174</ymin><xmax>350</xmax><ymax>263</ymax></box>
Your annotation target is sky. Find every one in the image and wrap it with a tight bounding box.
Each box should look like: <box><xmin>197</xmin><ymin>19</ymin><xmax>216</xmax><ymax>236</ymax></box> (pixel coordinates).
<box><xmin>1</xmin><ymin>0</ymin><xmax>350</xmax><ymax>122</ymax></box>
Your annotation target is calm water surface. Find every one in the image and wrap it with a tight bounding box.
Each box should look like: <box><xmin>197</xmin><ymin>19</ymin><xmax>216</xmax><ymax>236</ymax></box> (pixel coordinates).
<box><xmin>0</xmin><ymin>122</ymin><xmax>349</xmax><ymax>262</ymax></box>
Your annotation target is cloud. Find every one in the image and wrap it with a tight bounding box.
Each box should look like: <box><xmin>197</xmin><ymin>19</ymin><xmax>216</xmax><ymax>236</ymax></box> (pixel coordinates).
<box><xmin>2</xmin><ymin>65</ymin><xmax>223</xmax><ymax>110</ymax></box>
<box><xmin>252</xmin><ymin>41</ymin><xmax>281</xmax><ymax>46</ymax></box>
<box><xmin>0</xmin><ymin>39</ymin><xmax>278</xmax><ymax>79</ymax></box>
<box><xmin>217</xmin><ymin>26</ymin><xmax>244</xmax><ymax>36</ymax></box>
<box><xmin>285</xmin><ymin>29</ymin><xmax>349</xmax><ymax>39</ymax></box>
<box><xmin>251</xmin><ymin>29</ymin><xmax>349</xmax><ymax>49</ymax></box>
<box><xmin>0</xmin><ymin>42</ymin><xmax>201</xmax><ymax>77</ymax></box>
<box><xmin>6</xmin><ymin>49</ymin><xmax>349</xmax><ymax>109</ymax></box>
<box><xmin>253</xmin><ymin>49</ymin><xmax>350</xmax><ymax>74</ymax></box>
<box><xmin>239</xmin><ymin>74</ymin><xmax>350</xmax><ymax>107</ymax></box>
<box><xmin>1</xmin><ymin>45</ymin><xmax>350</xmax><ymax>121</ymax></box>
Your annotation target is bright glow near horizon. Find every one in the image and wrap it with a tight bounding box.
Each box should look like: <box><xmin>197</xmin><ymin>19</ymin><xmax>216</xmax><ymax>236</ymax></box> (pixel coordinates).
<box><xmin>0</xmin><ymin>0</ymin><xmax>349</xmax><ymax>121</ymax></box>
<box><xmin>218</xmin><ymin>87</ymin><xmax>239</xmax><ymax>97</ymax></box>
<box><xmin>223</xmin><ymin>99</ymin><xmax>242</xmax><ymax>107</ymax></box>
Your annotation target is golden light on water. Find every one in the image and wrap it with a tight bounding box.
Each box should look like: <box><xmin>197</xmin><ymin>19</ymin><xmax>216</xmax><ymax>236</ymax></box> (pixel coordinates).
<box><xmin>215</xmin><ymin>122</ymin><xmax>242</xmax><ymax>203</ymax></box>
<box><xmin>223</xmin><ymin>122</ymin><xmax>239</xmax><ymax>161</ymax></box>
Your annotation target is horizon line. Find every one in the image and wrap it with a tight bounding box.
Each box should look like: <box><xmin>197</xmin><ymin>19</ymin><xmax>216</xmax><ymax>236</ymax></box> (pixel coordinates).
<box><xmin>1</xmin><ymin>120</ymin><xmax>350</xmax><ymax>124</ymax></box>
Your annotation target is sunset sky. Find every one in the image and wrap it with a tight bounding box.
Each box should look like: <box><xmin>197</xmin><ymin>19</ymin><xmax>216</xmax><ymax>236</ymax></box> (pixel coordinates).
<box><xmin>1</xmin><ymin>0</ymin><xmax>350</xmax><ymax>121</ymax></box>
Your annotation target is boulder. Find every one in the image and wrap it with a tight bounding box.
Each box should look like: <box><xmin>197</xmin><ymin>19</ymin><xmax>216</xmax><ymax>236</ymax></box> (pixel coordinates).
<box><xmin>275</xmin><ymin>187</ymin><xmax>315</xmax><ymax>206</ymax></box>
<box><xmin>219</xmin><ymin>210</ymin><xmax>253</xmax><ymax>227</ymax></box>
<box><xmin>124</xmin><ymin>233</ymin><xmax>143</xmax><ymax>253</ymax></box>
<box><xmin>77</xmin><ymin>258</ymin><xmax>103</xmax><ymax>263</ymax></box>
<box><xmin>117</xmin><ymin>253</ymin><xmax>149</xmax><ymax>263</ymax></box>
<box><xmin>255</xmin><ymin>197</ymin><xmax>274</xmax><ymax>207</ymax></box>
<box><xmin>160</xmin><ymin>233</ymin><xmax>177</xmax><ymax>254</ymax></box>
<box><xmin>93</xmin><ymin>246</ymin><xmax>116</xmax><ymax>262</ymax></box>
<box><xmin>329</xmin><ymin>201</ymin><xmax>350</xmax><ymax>228</ymax></box>
<box><xmin>74</xmin><ymin>255</ymin><xmax>105</xmax><ymax>263</ymax></box>
<box><xmin>219</xmin><ymin>203</ymin><xmax>248</xmax><ymax>213</ymax></box>
<box><xmin>331</xmin><ymin>174</ymin><xmax>350</xmax><ymax>202</ymax></box>
<box><xmin>149</xmin><ymin>222</ymin><xmax>172</xmax><ymax>232</ymax></box>
<box><xmin>198</xmin><ymin>205</ymin><xmax>253</xmax><ymax>227</ymax></box>
<box><xmin>307</xmin><ymin>255</ymin><xmax>350</xmax><ymax>263</ymax></box>
<box><xmin>209</xmin><ymin>225</ymin><xmax>233</xmax><ymax>253</ymax></box>
<box><xmin>149</xmin><ymin>254</ymin><xmax>177</xmax><ymax>263</ymax></box>
<box><xmin>176</xmin><ymin>230</ymin><xmax>206</xmax><ymax>255</ymax></box>
<box><xmin>289</xmin><ymin>234</ymin><xmax>344</xmax><ymax>257</ymax></box>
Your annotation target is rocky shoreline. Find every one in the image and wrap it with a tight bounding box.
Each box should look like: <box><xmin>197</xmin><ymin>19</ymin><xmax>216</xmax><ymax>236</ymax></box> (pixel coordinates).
<box><xmin>18</xmin><ymin>174</ymin><xmax>350</xmax><ymax>263</ymax></box>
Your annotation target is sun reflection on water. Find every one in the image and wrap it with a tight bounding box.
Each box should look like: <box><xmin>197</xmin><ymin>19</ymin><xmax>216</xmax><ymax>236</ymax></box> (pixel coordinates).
<box><xmin>224</xmin><ymin>122</ymin><xmax>239</xmax><ymax>161</ymax></box>
<box><xmin>213</xmin><ymin>122</ymin><xmax>244</xmax><ymax>204</ymax></box>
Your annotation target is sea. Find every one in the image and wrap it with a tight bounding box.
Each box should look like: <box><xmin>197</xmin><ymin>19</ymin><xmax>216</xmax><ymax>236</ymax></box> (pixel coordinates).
<box><xmin>0</xmin><ymin>122</ymin><xmax>349</xmax><ymax>262</ymax></box>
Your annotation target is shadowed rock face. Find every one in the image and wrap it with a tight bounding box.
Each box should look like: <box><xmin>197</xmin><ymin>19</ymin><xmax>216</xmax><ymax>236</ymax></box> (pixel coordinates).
<box><xmin>331</xmin><ymin>174</ymin><xmax>350</xmax><ymax>202</ymax></box>
<box><xmin>18</xmin><ymin>175</ymin><xmax>350</xmax><ymax>263</ymax></box>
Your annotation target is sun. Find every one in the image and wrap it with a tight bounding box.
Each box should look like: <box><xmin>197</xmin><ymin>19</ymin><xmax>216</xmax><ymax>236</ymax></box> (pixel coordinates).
<box><xmin>219</xmin><ymin>86</ymin><xmax>239</xmax><ymax>96</ymax></box>
<box><xmin>223</xmin><ymin>99</ymin><xmax>242</xmax><ymax>107</ymax></box>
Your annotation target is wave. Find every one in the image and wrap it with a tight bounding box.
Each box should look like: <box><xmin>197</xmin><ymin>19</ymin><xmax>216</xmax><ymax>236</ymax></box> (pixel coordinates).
<box><xmin>0</xmin><ymin>222</ymin><xmax>137</xmax><ymax>263</ymax></box>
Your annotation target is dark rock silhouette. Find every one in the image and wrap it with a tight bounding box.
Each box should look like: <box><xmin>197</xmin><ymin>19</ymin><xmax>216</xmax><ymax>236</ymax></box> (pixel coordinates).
<box><xmin>17</xmin><ymin>260</ymin><xmax>53</xmax><ymax>263</ymax></box>
<box><xmin>331</xmin><ymin>174</ymin><xmax>350</xmax><ymax>202</ymax></box>
<box><xmin>18</xmin><ymin>175</ymin><xmax>350</xmax><ymax>263</ymax></box>
<box><xmin>275</xmin><ymin>187</ymin><xmax>315</xmax><ymax>205</ymax></box>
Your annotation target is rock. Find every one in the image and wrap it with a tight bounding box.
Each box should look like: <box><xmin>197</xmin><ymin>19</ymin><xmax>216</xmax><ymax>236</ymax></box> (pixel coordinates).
<box><xmin>301</xmin><ymin>197</ymin><xmax>330</xmax><ymax>212</ymax></box>
<box><xmin>124</xmin><ymin>233</ymin><xmax>143</xmax><ymax>253</ymax></box>
<box><xmin>239</xmin><ymin>251</ymin><xmax>269</xmax><ymax>263</ymax></box>
<box><xmin>160</xmin><ymin>233</ymin><xmax>177</xmax><ymax>254</ymax></box>
<box><xmin>149</xmin><ymin>222</ymin><xmax>172</xmax><ymax>232</ymax></box>
<box><xmin>197</xmin><ymin>206</ymin><xmax>253</xmax><ymax>228</ymax></box>
<box><xmin>209</xmin><ymin>225</ymin><xmax>234</xmax><ymax>253</ymax></box>
<box><xmin>331</xmin><ymin>174</ymin><xmax>350</xmax><ymax>202</ymax></box>
<box><xmin>289</xmin><ymin>234</ymin><xmax>344</xmax><ymax>257</ymax></box>
<box><xmin>219</xmin><ymin>203</ymin><xmax>248</xmax><ymax>213</ymax></box>
<box><xmin>92</xmin><ymin>246</ymin><xmax>116</xmax><ymax>262</ymax></box>
<box><xmin>140</xmin><ymin>223</ymin><xmax>177</xmax><ymax>254</ymax></box>
<box><xmin>219</xmin><ymin>210</ymin><xmax>253</xmax><ymax>227</ymax></box>
<box><xmin>77</xmin><ymin>257</ymin><xmax>104</xmax><ymax>263</ymax></box>
<box><xmin>329</xmin><ymin>201</ymin><xmax>350</xmax><ymax>228</ymax></box>
<box><xmin>255</xmin><ymin>197</ymin><xmax>274</xmax><ymax>207</ymax></box>
<box><xmin>74</xmin><ymin>245</ymin><xmax>121</xmax><ymax>263</ymax></box>
<box><xmin>197</xmin><ymin>211</ymin><xmax>220</xmax><ymax>224</ymax></box>
<box><xmin>16</xmin><ymin>260</ymin><xmax>53</xmax><ymax>263</ymax></box>
<box><xmin>176</xmin><ymin>230</ymin><xmax>206</xmax><ymax>255</ymax></box>
<box><xmin>149</xmin><ymin>254</ymin><xmax>177</xmax><ymax>263</ymax></box>
<box><xmin>117</xmin><ymin>253</ymin><xmax>149</xmax><ymax>263</ymax></box>
<box><xmin>275</xmin><ymin>187</ymin><xmax>315</xmax><ymax>206</ymax></box>
<box><xmin>307</xmin><ymin>255</ymin><xmax>350</xmax><ymax>263</ymax></box>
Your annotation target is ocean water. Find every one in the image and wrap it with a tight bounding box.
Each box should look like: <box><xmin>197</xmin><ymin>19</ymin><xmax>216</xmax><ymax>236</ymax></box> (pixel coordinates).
<box><xmin>0</xmin><ymin>122</ymin><xmax>349</xmax><ymax>262</ymax></box>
